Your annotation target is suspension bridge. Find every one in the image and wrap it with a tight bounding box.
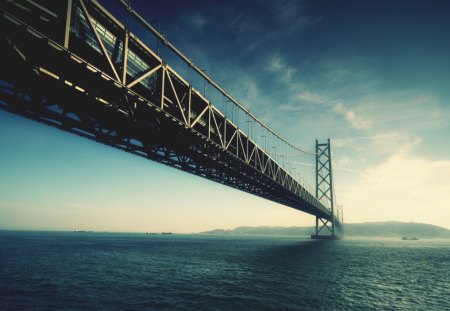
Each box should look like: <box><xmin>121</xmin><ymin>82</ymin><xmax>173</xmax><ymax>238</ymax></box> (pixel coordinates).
<box><xmin>0</xmin><ymin>0</ymin><xmax>343</xmax><ymax>239</ymax></box>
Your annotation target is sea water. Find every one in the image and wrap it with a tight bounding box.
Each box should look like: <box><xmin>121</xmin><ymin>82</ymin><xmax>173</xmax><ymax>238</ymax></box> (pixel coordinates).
<box><xmin>0</xmin><ymin>231</ymin><xmax>449</xmax><ymax>310</ymax></box>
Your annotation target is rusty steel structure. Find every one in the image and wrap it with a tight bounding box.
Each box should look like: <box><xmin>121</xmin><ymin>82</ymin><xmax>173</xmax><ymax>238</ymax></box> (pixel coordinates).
<box><xmin>0</xmin><ymin>0</ymin><xmax>342</xmax><ymax>237</ymax></box>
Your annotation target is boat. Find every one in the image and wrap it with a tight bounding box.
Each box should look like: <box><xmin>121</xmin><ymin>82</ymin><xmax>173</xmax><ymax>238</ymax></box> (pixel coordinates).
<box><xmin>402</xmin><ymin>237</ymin><xmax>418</xmax><ymax>240</ymax></box>
<box><xmin>161</xmin><ymin>232</ymin><xmax>173</xmax><ymax>235</ymax></box>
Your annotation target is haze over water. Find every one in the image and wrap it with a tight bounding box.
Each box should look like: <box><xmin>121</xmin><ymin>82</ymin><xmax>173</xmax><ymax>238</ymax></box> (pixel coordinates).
<box><xmin>1</xmin><ymin>231</ymin><xmax>448</xmax><ymax>310</ymax></box>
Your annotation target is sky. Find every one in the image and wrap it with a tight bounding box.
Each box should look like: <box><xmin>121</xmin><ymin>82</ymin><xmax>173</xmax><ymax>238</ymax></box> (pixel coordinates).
<box><xmin>1</xmin><ymin>0</ymin><xmax>449</xmax><ymax>232</ymax></box>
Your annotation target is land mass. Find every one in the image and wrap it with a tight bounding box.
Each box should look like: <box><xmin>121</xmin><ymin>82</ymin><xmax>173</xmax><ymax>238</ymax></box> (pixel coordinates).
<box><xmin>200</xmin><ymin>221</ymin><xmax>450</xmax><ymax>238</ymax></box>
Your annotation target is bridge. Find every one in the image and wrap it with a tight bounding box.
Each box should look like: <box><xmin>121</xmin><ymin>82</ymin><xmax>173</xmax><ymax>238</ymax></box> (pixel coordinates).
<box><xmin>0</xmin><ymin>0</ymin><xmax>343</xmax><ymax>239</ymax></box>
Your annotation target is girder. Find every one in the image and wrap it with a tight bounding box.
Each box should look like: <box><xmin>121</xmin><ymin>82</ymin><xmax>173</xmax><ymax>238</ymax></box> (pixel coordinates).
<box><xmin>0</xmin><ymin>0</ymin><xmax>340</xmax><ymax>224</ymax></box>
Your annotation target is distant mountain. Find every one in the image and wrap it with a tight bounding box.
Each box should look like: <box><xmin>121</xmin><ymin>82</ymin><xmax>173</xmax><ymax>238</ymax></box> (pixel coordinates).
<box><xmin>200</xmin><ymin>222</ymin><xmax>450</xmax><ymax>238</ymax></box>
<box><xmin>339</xmin><ymin>221</ymin><xmax>450</xmax><ymax>238</ymax></box>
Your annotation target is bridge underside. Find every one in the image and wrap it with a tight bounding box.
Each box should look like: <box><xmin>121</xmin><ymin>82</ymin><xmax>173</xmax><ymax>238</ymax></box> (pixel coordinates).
<box><xmin>0</xmin><ymin>1</ymin><xmax>339</xmax><ymax>225</ymax></box>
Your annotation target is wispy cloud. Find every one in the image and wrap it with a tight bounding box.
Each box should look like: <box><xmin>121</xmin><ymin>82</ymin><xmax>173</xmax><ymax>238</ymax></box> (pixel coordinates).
<box><xmin>361</xmin><ymin>91</ymin><xmax>449</xmax><ymax>132</ymax></box>
<box><xmin>335</xmin><ymin>155</ymin><xmax>352</xmax><ymax>168</ymax></box>
<box><xmin>334</xmin><ymin>102</ymin><xmax>372</xmax><ymax>130</ymax></box>
<box><xmin>278</xmin><ymin>91</ymin><xmax>330</xmax><ymax>112</ymax></box>
<box><xmin>267</xmin><ymin>55</ymin><xmax>297</xmax><ymax>82</ymax></box>
<box><xmin>334</xmin><ymin>132</ymin><xmax>421</xmax><ymax>156</ymax></box>
<box><xmin>225</xmin><ymin>72</ymin><xmax>261</xmax><ymax>111</ymax></box>
<box><xmin>226</xmin><ymin>12</ymin><xmax>260</xmax><ymax>35</ymax></box>
<box><xmin>295</xmin><ymin>92</ymin><xmax>331</xmax><ymax>105</ymax></box>
<box><xmin>272</xmin><ymin>0</ymin><xmax>322</xmax><ymax>32</ymax></box>
<box><xmin>183</xmin><ymin>13</ymin><xmax>207</xmax><ymax>30</ymax></box>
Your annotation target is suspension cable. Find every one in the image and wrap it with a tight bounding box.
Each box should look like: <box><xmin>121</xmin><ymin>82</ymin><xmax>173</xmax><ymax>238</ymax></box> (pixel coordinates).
<box><xmin>113</xmin><ymin>0</ymin><xmax>317</xmax><ymax>155</ymax></box>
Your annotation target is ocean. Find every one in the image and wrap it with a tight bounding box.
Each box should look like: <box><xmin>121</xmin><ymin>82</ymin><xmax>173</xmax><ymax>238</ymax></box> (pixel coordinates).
<box><xmin>0</xmin><ymin>231</ymin><xmax>449</xmax><ymax>310</ymax></box>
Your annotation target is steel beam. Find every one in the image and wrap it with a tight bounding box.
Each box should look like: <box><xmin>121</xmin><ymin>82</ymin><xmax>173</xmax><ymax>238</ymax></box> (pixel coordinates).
<box><xmin>0</xmin><ymin>1</ymin><xmax>340</xmax><ymax>225</ymax></box>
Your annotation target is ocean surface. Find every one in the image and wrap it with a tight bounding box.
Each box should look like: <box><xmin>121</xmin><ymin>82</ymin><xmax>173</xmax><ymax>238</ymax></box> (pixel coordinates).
<box><xmin>0</xmin><ymin>231</ymin><xmax>449</xmax><ymax>310</ymax></box>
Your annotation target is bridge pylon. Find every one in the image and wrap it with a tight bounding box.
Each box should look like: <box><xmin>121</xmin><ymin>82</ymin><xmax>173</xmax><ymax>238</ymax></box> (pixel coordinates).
<box><xmin>311</xmin><ymin>139</ymin><xmax>340</xmax><ymax>240</ymax></box>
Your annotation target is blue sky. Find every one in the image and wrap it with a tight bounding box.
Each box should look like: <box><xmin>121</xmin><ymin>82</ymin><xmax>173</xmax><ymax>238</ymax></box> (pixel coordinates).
<box><xmin>1</xmin><ymin>0</ymin><xmax>449</xmax><ymax>231</ymax></box>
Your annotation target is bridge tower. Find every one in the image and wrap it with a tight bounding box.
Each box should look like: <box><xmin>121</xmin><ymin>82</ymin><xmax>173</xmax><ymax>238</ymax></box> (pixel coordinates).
<box><xmin>311</xmin><ymin>139</ymin><xmax>339</xmax><ymax>240</ymax></box>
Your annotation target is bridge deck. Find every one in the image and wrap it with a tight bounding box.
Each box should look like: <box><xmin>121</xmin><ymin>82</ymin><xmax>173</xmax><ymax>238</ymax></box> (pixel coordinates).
<box><xmin>0</xmin><ymin>0</ymin><xmax>341</xmax><ymax>227</ymax></box>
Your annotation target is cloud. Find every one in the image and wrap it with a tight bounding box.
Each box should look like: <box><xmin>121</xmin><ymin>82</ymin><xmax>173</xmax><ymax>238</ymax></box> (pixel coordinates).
<box><xmin>362</xmin><ymin>91</ymin><xmax>449</xmax><ymax>132</ymax></box>
<box><xmin>335</xmin><ymin>155</ymin><xmax>352</xmax><ymax>168</ymax></box>
<box><xmin>272</xmin><ymin>0</ymin><xmax>322</xmax><ymax>32</ymax></box>
<box><xmin>226</xmin><ymin>12</ymin><xmax>259</xmax><ymax>35</ymax></box>
<box><xmin>278</xmin><ymin>91</ymin><xmax>330</xmax><ymax>112</ymax></box>
<box><xmin>267</xmin><ymin>55</ymin><xmax>297</xmax><ymax>82</ymax></box>
<box><xmin>334</xmin><ymin>102</ymin><xmax>372</xmax><ymax>130</ymax></box>
<box><xmin>369</xmin><ymin>132</ymin><xmax>421</xmax><ymax>154</ymax></box>
<box><xmin>295</xmin><ymin>92</ymin><xmax>330</xmax><ymax>105</ymax></box>
<box><xmin>219</xmin><ymin>68</ymin><xmax>264</xmax><ymax>112</ymax></box>
<box><xmin>334</xmin><ymin>132</ymin><xmax>421</xmax><ymax>157</ymax></box>
<box><xmin>278</xmin><ymin>103</ymin><xmax>303</xmax><ymax>112</ymax></box>
<box><xmin>340</xmin><ymin>151</ymin><xmax>450</xmax><ymax>228</ymax></box>
<box><xmin>183</xmin><ymin>13</ymin><xmax>207</xmax><ymax>30</ymax></box>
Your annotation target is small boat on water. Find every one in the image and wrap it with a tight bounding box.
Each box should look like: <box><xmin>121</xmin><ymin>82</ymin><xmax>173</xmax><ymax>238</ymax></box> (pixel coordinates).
<box><xmin>402</xmin><ymin>237</ymin><xmax>418</xmax><ymax>240</ymax></box>
<box><xmin>161</xmin><ymin>232</ymin><xmax>173</xmax><ymax>235</ymax></box>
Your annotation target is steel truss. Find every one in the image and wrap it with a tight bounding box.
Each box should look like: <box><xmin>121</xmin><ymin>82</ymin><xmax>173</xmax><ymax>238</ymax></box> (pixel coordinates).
<box><xmin>312</xmin><ymin>139</ymin><xmax>341</xmax><ymax>239</ymax></box>
<box><xmin>0</xmin><ymin>0</ymin><xmax>341</xmax><ymax>224</ymax></box>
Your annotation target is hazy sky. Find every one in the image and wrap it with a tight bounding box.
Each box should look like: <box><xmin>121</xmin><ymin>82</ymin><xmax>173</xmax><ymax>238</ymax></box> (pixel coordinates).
<box><xmin>1</xmin><ymin>0</ymin><xmax>449</xmax><ymax>232</ymax></box>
